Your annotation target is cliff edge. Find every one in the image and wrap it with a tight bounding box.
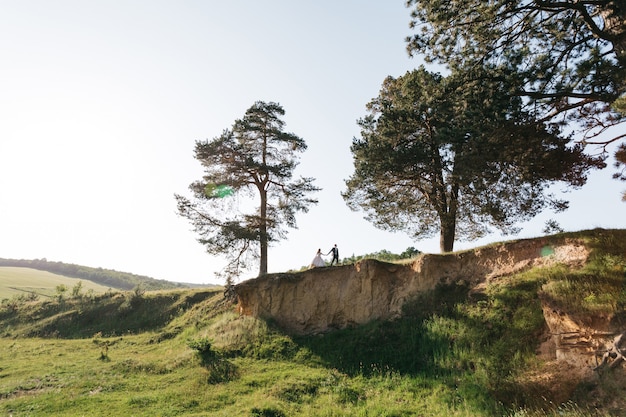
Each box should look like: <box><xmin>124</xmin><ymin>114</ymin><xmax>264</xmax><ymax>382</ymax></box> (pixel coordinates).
<box><xmin>235</xmin><ymin>235</ymin><xmax>589</xmax><ymax>335</ymax></box>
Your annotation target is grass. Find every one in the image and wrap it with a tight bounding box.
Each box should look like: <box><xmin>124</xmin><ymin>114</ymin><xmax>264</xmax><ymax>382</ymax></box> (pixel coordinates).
<box><xmin>1</xmin><ymin>230</ymin><xmax>626</xmax><ymax>416</ymax></box>
<box><xmin>539</xmin><ymin>255</ymin><xmax>626</xmax><ymax>315</ymax></box>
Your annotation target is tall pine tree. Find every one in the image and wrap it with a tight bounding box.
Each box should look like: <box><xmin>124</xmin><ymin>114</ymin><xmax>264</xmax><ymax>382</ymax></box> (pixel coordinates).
<box><xmin>176</xmin><ymin>101</ymin><xmax>319</xmax><ymax>282</ymax></box>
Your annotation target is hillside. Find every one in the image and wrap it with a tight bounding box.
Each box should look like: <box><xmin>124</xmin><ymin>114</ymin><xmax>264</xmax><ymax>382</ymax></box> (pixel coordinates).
<box><xmin>0</xmin><ymin>257</ymin><xmax>206</xmax><ymax>292</ymax></box>
<box><xmin>1</xmin><ymin>229</ymin><xmax>625</xmax><ymax>416</ymax></box>
<box><xmin>0</xmin><ymin>267</ymin><xmax>113</xmax><ymax>300</ymax></box>
<box><xmin>232</xmin><ymin>228</ymin><xmax>626</xmax><ymax>413</ymax></box>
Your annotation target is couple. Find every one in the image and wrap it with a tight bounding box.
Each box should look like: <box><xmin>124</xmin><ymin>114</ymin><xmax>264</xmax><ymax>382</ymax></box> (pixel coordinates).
<box><xmin>310</xmin><ymin>244</ymin><xmax>339</xmax><ymax>268</ymax></box>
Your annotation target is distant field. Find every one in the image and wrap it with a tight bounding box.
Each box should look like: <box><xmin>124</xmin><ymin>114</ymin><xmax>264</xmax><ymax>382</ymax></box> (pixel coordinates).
<box><xmin>0</xmin><ymin>267</ymin><xmax>112</xmax><ymax>300</ymax></box>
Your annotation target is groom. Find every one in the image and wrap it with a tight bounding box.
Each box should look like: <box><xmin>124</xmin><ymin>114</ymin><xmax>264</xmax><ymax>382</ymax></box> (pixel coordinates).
<box><xmin>327</xmin><ymin>244</ymin><xmax>339</xmax><ymax>266</ymax></box>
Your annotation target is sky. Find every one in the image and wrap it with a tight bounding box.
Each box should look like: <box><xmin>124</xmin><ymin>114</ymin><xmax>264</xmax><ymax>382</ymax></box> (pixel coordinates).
<box><xmin>1</xmin><ymin>1</ymin><xmax>625</xmax><ymax>285</ymax></box>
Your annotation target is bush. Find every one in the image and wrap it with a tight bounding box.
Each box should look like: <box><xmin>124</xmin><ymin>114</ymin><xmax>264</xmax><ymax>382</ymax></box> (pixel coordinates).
<box><xmin>250</xmin><ymin>407</ymin><xmax>286</xmax><ymax>417</ymax></box>
<box><xmin>187</xmin><ymin>336</ymin><xmax>238</xmax><ymax>383</ymax></box>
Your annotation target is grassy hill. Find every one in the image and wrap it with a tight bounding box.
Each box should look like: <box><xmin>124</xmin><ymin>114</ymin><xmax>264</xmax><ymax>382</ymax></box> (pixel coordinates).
<box><xmin>0</xmin><ymin>267</ymin><xmax>113</xmax><ymax>300</ymax></box>
<box><xmin>1</xmin><ymin>230</ymin><xmax>625</xmax><ymax>416</ymax></box>
<box><xmin>0</xmin><ymin>258</ymin><xmax>212</xmax><ymax>294</ymax></box>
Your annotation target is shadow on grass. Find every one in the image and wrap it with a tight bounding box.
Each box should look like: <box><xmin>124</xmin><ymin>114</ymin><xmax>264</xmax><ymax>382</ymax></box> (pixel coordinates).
<box><xmin>289</xmin><ymin>279</ymin><xmax>550</xmax><ymax>414</ymax></box>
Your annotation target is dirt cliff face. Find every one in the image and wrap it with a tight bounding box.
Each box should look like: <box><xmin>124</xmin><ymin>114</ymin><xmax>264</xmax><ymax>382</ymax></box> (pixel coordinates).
<box><xmin>234</xmin><ymin>231</ymin><xmax>626</xmax><ymax>407</ymax></box>
<box><xmin>235</xmin><ymin>236</ymin><xmax>590</xmax><ymax>335</ymax></box>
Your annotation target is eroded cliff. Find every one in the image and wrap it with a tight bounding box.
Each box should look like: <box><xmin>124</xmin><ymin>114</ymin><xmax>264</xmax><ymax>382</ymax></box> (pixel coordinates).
<box><xmin>235</xmin><ymin>235</ymin><xmax>589</xmax><ymax>335</ymax></box>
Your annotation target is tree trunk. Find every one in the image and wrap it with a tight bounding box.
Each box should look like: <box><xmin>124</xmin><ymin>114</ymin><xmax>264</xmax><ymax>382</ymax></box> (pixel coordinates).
<box><xmin>439</xmin><ymin>183</ymin><xmax>459</xmax><ymax>253</ymax></box>
<box><xmin>439</xmin><ymin>214</ymin><xmax>456</xmax><ymax>253</ymax></box>
<box><xmin>259</xmin><ymin>189</ymin><xmax>268</xmax><ymax>276</ymax></box>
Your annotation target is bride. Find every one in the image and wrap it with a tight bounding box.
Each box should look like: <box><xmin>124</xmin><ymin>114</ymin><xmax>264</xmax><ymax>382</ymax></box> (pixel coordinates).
<box><xmin>310</xmin><ymin>249</ymin><xmax>325</xmax><ymax>268</ymax></box>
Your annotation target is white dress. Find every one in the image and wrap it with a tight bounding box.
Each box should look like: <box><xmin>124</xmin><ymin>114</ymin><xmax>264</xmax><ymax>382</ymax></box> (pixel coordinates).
<box><xmin>311</xmin><ymin>252</ymin><xmax>325</xmax><ymax>267</ymax></box>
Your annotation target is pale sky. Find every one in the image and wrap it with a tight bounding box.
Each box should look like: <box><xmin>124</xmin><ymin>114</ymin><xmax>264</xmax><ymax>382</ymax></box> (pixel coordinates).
<box><xmin>1</xmin><ymin>1</ymin><xmax>624</xmax><ymax>285</ymax></box>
